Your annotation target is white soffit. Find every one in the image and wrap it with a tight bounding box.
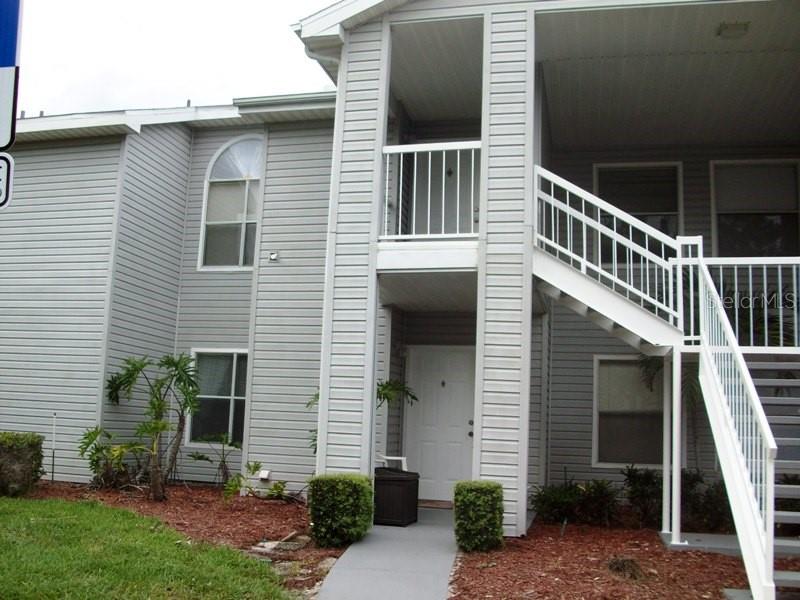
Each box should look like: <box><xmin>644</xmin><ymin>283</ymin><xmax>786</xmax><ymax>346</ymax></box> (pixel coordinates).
<box><xmin>390</xmin><ymin>17</ymin><xmax>483</xmax><ymax>122</ymax></box>
<box><xmin>379</xmin><ymin>271</ymin><xmax>478</xmax><ymax>311</ymax></box>
<box><xmin>537</xmin><ymin>0</ymin><xmax>800</xmax><ymax>150</ymax></box>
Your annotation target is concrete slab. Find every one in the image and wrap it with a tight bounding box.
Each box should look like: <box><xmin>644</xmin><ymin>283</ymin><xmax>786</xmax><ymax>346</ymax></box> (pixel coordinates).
<box><xmin>317</xmin><ymin>508</ymin><xmax>457</xmax><ymax>600</ymax></box>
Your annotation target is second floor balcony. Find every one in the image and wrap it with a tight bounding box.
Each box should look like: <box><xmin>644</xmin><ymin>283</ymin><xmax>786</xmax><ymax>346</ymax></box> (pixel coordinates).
<box><xmin>381</xmin><ymin>140</ymin><xmax>481</xmax><ymax>241</ymax></box>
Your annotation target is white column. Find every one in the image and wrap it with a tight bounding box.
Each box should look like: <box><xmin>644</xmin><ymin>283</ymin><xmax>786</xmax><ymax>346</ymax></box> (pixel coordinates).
<box><xmin>670</xmin><ymin>346</ymin><xmax>685</xmax><ymax>546</ymax></box>
<box><xmin>661</xmin><ymin>353</ymin><xmax>672</xmax><ymax>535</ymax></box>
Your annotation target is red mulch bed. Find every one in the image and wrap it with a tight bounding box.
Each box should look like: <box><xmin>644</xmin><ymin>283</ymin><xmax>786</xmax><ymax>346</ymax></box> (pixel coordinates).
<box><xmin>28</xmin><ymin>482</ymin><xmax>343</xmax><ymax>591</ymax></box>
<box><xmin>450</xmin><ymin>523</ymin><xmax>800</xmax><ymax>599</ymax></box>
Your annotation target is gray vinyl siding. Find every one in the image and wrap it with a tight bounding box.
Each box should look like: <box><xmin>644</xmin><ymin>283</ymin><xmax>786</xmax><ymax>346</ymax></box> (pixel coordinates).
<box><xmin>102</xmin><ymin>124</ymin><xmax>192</xmax><ymax>443</ymax></box>
<box><xmin>0</xmin><ymin>138</ymin><xmax>122</xmax><ymax>481</ymax></box>
<box><xmin>528</xmin><ymin>314</ymin><xmax>545</xmax><ymax>493</ymax></box>
<box><xmin>174</xmin><ymin>126</ymin><xmax>265</xmax><ymax>481</ymax></box>
<box><xmin>247</xmin><ymin>122</ymin><xmax>333</xmax><ymax>489</ymax></box>
<box><xmin>386</xmin><ymin>308</ymin><xmax>406</xmax><ymax>456</ymax></box>
<box><xmin>474</xmin><ymin>10</ymin><xmax>532</xmax><ymax>534</ymax></box>
<box><xmin>318</xmin><ymin>20</ymin><xmax>386</xmax><ymax>473</ymax></box>
<box><xmin>546</xmin><ymin>305</ymin><xmax>717</xmax><ymax>484</ymax></box>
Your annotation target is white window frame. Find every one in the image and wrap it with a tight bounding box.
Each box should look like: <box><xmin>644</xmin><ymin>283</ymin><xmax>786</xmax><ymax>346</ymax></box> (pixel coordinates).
<box><xmin>185</xmin><ymin>347</ymin><xmax>249</xmax><ymax>448</ymax></box>
<box><xmin>710</xmin><ymin>158</ymin><xmax>800</xmax><ymax>257</ymax></box>
<box><xmin>591</xmin><ymin>354</ymin><xmax>667</xmax><ymax>470</ymax></box>
<box><xmin>592</xmin><ymin>161</ymin><xmax>685</xmax><ymax>236</ymax></box>
<box><xmin>197</xmin><ymin>134</ymin><xmax>265</xmax><ymax>272</ymax></box>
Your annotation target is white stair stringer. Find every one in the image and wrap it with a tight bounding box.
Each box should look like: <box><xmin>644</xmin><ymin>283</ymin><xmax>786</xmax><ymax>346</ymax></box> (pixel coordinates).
<box><xmin>699</xmin><ymin>353</ymin><xmax>776</xmax><ymax>600</ymax></box>
<box><xmin>533</xmin><ymin>247</ymin><xmax>682</xmax><ymax>349</ymax></box>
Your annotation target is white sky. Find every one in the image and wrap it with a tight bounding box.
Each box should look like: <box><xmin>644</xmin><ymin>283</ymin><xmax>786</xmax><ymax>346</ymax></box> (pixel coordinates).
<box><xmin>17</xmin><ymin>0</ymin><xmax>337</xmax><ymax>116</ymax></box>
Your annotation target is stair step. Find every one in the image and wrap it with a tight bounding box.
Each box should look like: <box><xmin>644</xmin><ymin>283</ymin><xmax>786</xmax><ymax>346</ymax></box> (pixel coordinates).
<box><xmin>760</xmin><ymin>397</ymin><xmax>800</xmax><ymax>406</ymax></box>
<box><xmin>776</xmin><ymin>460</ymin><xmax>800</xmax><ymax>474</ymax></box>
<box><xmin>754</xmin><ymin>378</ymin><xmax>800</xmax><ymax>387</ymax></box>
<box><xmin>768</xmin><ymin>415</ymin><xmax>800</xmax><ymax>426</ymax></box>
<box><xmin>776</xmin><ymin>511</ymin><xmax>800</xmax><ymax>524</ymax></box>
<box><xmin>776</xmin><ymin>438</ymin><xmax>800</xmax><ymax>447</ymax></box>
<box><xmin>748</xmin><ymin>362</ymin><xmax>800</xmax><ymax>371</ymax></box>
<box><xmin>776</xmin><ymin>485</ymin><xmax>800</xmax><ymax>499</ymax></box>
<box><xmin>774</xmin><ymin>570</ymin><xmax>800</xmax><ymax>588</ymax></box>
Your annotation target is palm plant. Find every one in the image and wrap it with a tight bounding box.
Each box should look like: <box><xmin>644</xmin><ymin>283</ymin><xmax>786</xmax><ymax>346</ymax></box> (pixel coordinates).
<box><xmin>106</xmin><ymin>354</ymin><xmax>199</xmax><ymax>501</ymax></box>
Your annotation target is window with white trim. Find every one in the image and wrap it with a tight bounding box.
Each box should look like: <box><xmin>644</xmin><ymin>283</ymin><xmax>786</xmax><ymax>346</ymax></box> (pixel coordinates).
<box><xmin>594</xmin><ymin>357</ymin><xmax>663</xmax><ymax>466</ymax></box>
<box><xmin>715</xmin><ymin>163</ymin><xmax>799</xmax><ymax>257</ymax></box>
<box><xmin>201</xmin><ymin>138</ymin><xmax>263</xmax><ymax>267</ymax></box>
<box><xmin>190</xmin><ymin>352</ymin><xmax>247</xmax><ymax>445</ymax></box>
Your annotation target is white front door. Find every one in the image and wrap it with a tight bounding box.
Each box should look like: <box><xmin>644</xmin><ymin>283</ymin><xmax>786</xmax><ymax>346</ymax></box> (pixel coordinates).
<box><xmin>404</xmin><ymin>345</ymin><xmax>475</xmax><ymax>502</ymax></box>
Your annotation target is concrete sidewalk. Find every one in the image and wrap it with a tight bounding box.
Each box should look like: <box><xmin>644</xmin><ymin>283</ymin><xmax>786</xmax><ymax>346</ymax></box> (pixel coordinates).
<box><xmin>317</xmin><ymin>508</ymin><xmax>457</xmax><ymax>600</ymax></box>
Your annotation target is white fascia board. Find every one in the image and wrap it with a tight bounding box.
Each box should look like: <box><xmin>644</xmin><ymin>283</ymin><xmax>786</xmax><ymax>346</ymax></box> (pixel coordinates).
<box><xmin>16</xmin><ymin>105</ymin><xmax>241</xmax><ymax>137</ymax></box>
<box><xmin>297</xmin><ymin>0</ymin><xmax>410</xmax><ymax>40</ymax></box>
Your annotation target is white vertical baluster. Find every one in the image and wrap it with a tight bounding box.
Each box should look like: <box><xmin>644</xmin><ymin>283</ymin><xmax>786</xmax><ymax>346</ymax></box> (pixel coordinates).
<box><xmin>456</xmin><ymin>150</ymin><xmax>461</xmax><ymax>235</ymax></box>
<box><xmin>398</xmin><ymin>153</ymin><xmax>404</xmax><ymax>236</ymax></box>
<box><xmin>794</xmin><ymin>266</ymin><xmax>798</xmax><ymax>347</ymax></box>
<box><xmin>470</xmin><ymin>149</ymin><xmax>475</xmax><ymax>235</ymax></box>
<box><xmin>734</xmin><ymin>267</ymin><xmax>740</xmax><ymax>342</ymax></box>
<box><xmin>412</xmin><ymin>152</ymin><xmax>417</xmax><ymax>236</ymax></box>
<box><xmin>779</xmin><ymin>266</ymin><xmax>784</xmax><ymax>347</ymax></box>
<box><xmin>441</xmin><ymin>150</ymin><xmax>446</xmax><ymax>235</ymax></box>
<box><xmin>749</xmin><ymin>266</ymin><xmax>754</xmax><ymax>347</ymax></box>
<box><xmin>427</xmin><ymin>152</ymin><xmax>432</xmax><ymax>236</ymax></box>
<box><xmin>384</xmin><ymin>153</ymin><xmax>390</xmax><ymax>236</ymax></box>
<box><xmin>763</xmin><ymin>265</ymin><xmax>768</xmax><ymax>346</ymax></box>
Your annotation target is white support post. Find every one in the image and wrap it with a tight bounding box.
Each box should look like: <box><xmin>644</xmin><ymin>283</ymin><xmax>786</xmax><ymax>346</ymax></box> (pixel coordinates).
<box><xmin>661</xmin><ymin>353</ymin><xmax>672</xmax><ymax>535</ymax></box>
<box><xmin>671</xmin><ymin>345</ymin><xmax>686</xmax><ymax>546</ymax></box>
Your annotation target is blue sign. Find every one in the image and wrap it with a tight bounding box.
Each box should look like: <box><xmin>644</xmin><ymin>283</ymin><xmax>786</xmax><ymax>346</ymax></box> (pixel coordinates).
<box><xmin>0</xmin><ymin>0</ymin><xmax>21</xmax><ymax>68</ymax></box>
<box><xmin>0</xmin><ymin>0</ymin><xmax>20</xmax><ymax>152</ymax></box>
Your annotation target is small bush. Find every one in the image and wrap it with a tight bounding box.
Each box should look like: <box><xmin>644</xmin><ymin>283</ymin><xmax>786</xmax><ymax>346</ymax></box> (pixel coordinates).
<box><xmin>577</xmin><ymin>480</ymin><xmax>619</xmax><ymax>526</ymax></box>
<box><xmin>532</xmin><ymin>482</ymin><xmax>581</xmax><ymax>523</ymax></box>
<box><xmin>622</xmin><ymin>465</ymin><xmax>662</xmax><ymax>528</ymax></box>
<box><xmin>0</xmin><ymin>432</ymin><xmax>44</xmax><ymax>496</ymax></box>
<box><xmin>533</xmin><ymin>480</ymin><xmax>618</xmax><ymax>526</ymax></box>
<box><xmin>454</xmin><ymin>480</ymin><xmax>504</xmax><ymax>552</ymax></box>
<box><xmin>308</xmin><ymin>474</ymin><xmax>373</xmax><ymax>547</ymax></box>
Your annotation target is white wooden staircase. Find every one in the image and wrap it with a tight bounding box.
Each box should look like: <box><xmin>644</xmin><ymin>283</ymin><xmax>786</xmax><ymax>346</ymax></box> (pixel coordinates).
<box><xmin>532</xmin><ymin>165</ymin><xmax>800</xmax><ymax>600</ymax></box>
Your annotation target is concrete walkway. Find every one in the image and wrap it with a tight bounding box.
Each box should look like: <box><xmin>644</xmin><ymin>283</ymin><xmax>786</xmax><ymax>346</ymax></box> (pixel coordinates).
<box><xmin>317</xmin><ymin>508</ymin><xmax>457</xmax><ymax>600</ymax></box>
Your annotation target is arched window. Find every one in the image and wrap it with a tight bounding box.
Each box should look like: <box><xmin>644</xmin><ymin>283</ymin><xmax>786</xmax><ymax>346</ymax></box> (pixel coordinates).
<box><xmin>200</xmin><ymin>136</ymin><xmax>264</xmax><ymax>268</ymax></box>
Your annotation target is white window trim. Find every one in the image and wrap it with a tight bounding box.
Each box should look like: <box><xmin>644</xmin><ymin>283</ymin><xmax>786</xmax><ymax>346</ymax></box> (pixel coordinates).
<box><xmin>197</xmin><ymin>134</ymin><xmax>265</xmax><ymax>272</ymax></box>
<box><xmin>591</xmin><ymin>353</ymin><xmax>667</xmax><ymax>470</ymax></box>
<box><xmin>185</xmin><ymin>347</ymin><xmax>249</xmax><ymax>449</ymax></box>
<box><xmin>592</xmin><ymin>161</ymin><xmax>685</xmax><ymax>236</ymax></box>
<box><xmin>709</xmin><ymin>158</ymin><xmax>800</xmax><ymax>257</ymax></box>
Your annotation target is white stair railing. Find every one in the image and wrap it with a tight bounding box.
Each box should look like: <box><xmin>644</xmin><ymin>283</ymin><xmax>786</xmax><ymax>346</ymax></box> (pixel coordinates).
<box><xmin>532</xmin><ymin>168</ymin><xmax>779</xmax><ymax>600</ymax></box>
<box><xmin>689</xmin><ymin>242</ymin><xmax>778</xmax><ymax>600</ymax></box>
<box><xmin>534</xmin><ymin>166</ymin><xmax>681</xmax><ymax>328</ymax></box>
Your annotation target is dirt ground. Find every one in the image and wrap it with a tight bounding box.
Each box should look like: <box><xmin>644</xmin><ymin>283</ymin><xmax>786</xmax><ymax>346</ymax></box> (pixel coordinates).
<box><xmin>450</xmin><ymin>523</ymin><xmax>800</xmax><ymax>600</ymax></box>
<box><xmin>28</xmin><ymin>482</ymin><xmax>342</xmax><ymax>593</ymax></box>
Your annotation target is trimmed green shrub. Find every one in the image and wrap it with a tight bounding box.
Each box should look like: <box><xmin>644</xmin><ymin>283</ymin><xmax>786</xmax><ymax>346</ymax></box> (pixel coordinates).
<box><xmin>308</xmin><ymin>474</ymin><xmax>373</xmax><ymax>547</ymax></box>
<box><xmin>454</xmin><ymin>480</ymin><xmax>504</xmax><ymax>552</ymax></box>
<box><xmin>577</xmin><ymin>480</ymin><xmax>619</xmax><ymax>526</ymax></box>
<box><xmin>622</xmin><ymin>465</ymin><xmax>662</xmax><ymax>528</ymax></box>
<box><xmin>702</xmin><ymin>479</ymin><xmax>734</xmax><ymax>533</ymax></box>
<box><xmin>0</xmin><ymin>432</ymin><xmax>44</xmax><ymax>496</ymax></box>
<box><xmin>532</xmin><ymin>481</ymin><xmax>581</xmax><ymax>523</ymax></box>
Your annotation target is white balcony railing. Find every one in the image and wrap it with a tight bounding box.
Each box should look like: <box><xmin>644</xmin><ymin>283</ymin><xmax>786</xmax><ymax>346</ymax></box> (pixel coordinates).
<box><xmin>703</xmin><ymin>258</ymin><xmax>800</xmax><ymax>353</ymax></box>
<box><xmin>382</xmin><ymin>141</ymin><xmax>481</xmax><ymax>240</ymax></box>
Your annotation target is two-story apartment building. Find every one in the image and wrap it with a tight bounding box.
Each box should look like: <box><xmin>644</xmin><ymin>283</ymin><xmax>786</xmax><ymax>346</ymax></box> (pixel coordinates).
<box><xmin>1</xmin><ymin>0</ymin><xmax>798</xmax><ymax>597</ymax></box>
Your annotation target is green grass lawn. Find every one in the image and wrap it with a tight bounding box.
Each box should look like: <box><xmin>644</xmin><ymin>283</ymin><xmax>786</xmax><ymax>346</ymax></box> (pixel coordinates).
<box><xmin>0</xmin><ymin>497</ymin><xmax>292</xmax><ymax>600</ymax></box>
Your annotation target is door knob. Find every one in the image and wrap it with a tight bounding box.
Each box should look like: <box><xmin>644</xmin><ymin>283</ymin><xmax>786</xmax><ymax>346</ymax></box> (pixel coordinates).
<box><xmin>468</xmin><ymin>431</ymin><xmax>474</xmax><ymax>437</ymax></box>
